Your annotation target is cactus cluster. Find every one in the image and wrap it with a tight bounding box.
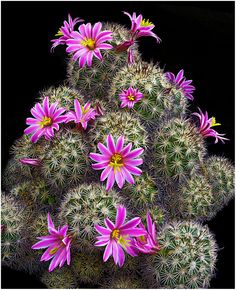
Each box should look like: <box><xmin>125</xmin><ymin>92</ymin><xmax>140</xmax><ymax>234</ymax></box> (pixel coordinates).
<box><xmin>2</xmin><ymin>9</ymin><xmax>234</xmax><ymax>290</ymax></box>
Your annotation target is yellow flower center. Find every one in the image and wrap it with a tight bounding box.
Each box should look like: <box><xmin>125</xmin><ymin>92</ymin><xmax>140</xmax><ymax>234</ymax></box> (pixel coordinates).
<box><xmin>49</xmin><ymin>247</ymin><xmax>58</xmax><ymax>255</ymax></box>
<box><xmin>39</xmin><ymin>117</ymin><xmax>52</xmax><ymax>128</ymax></box>
<box><xmin>111</xmin><ymin>229</ymin><xmax>120</xmax><ymax>239</ymax></box>
<box><xmin>80</xmin><ymin>38</ymin><xmax>96</xmax><ymax>50</ymax></box>
<box><xmin>55</xmin><ymin>29</ymin><xmax>63</xmax><ymax>37</ymax></box>
<box><xmin>140</xmin><ymin>19</ymin><xmax>153</xmax><ymax>27</ymax></box>
<box><xmin>128</xmin><ymin>94</ymin><xmax>135</xmax><ymax>101</ymax></box>
<box><xmin>211</xmin><ymin>117</ymin><xmax>221</xmax><ymax>127</ymax></box>
<box><xmin>118</xmin><ymin>235</ymin><xmax>131</xmax><ymax>250</ymax></box>
<box><xmin>109</xmin><ymin>153</ymin><xmax>123</xmax><ymax>173</ymax></box>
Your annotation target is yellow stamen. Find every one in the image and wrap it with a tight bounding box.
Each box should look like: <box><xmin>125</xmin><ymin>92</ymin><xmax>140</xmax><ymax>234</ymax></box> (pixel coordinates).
<box><xmin>55</xmin><ymin>29</ymin><xmax>63</xmax><ymax>37</ymax></box>
<box><xmin>80</xmin><ymin>38</ymin><xmax>96</xmax><ymax>50</ymax></box>
<box><xmin>49</xmin><ymin>247</ymin><xmax>58</xmax><ymax>255</ymax></box>
<box><xmin>128</xmin><ymin>94</ymin><xmax>135</xmax><ymax>101</ymax></box>
<box><xmin>111</xmin><ymin>229</ymin><xmax>120</xmax><ymax>239</ymax></box>
<box><xmin>140</xmin><ymin>19</ymin><xmax>153</xmax><ymax>27</ymax></box>
<box><xmin>82</xmin><ymin>106</ymin><xmax>90</xmax><ymax>114</ymax></box>
<box><xmin>118</xmin><ymin>235</ymin><xmax>131</xmax><ymax>250</ymax></box>
<box><xmin>139</xmin><ymin>235</ymin><xmax>147</xmax><ymax>243</ymax></box>
<box><xmin>211</xmin><ymin>117</ymin><xmax>221</xmax><ymax>127</ymax></box>
<box><xmin>39</xmin><ymin>117</ymin><xmax>52</xmax><ymax>128</ymax></box>
<box><xmin>109</xmin><ymin>153</ymin><xmax>123</xmax><ymax>174</ymax></box>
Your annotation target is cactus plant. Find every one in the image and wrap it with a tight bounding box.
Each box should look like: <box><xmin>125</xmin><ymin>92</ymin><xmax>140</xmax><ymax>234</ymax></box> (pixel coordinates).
<box><xmin>67</xmin><ymin>23</ymin><xmax>140</xmax><ymax>100</ymax></box>
<box><xmin>101</xmin><ymin>272</ymin><xmax>144</xmax><ymax>289</ymax></box>
<box><xmin>144</xmin><ymin>221</ymin><xmax>217</xmax><ymax>288</ymax></box>
<box><xmin>89</xmin><ymin>111</ymin><xmax>149</xmax><ymax>150</ymax></box>
<box><xmin>153</xmin><ymin>118</ymin><xmax>206</xmax><ymax>181</ymax></box>
<box><xmin>109</xmin><ymin>61</ymin><xmax>188</xmax><ymax>124</ymax></box>
<box><xmin>41</xmin><ymin>267</ymin><xmax>78</xmax><ymax>289</ymax></box>
<box><xmin>59</xmin><ymin>183</ymin><xmax>122</xmax><ymax>247</ymax></box>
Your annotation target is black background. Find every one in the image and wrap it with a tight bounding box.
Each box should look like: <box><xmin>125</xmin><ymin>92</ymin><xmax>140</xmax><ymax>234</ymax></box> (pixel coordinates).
<box><xmin>1</xmin><ymin>1</ymin><xmax>235</xmax><ymax>289</ymax></box>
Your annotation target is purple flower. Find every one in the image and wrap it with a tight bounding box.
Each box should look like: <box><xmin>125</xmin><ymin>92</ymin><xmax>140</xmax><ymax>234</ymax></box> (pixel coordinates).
<box><xmin>19</xmin><ymin>158</ymin><xmax>41</xmax><ymax>166</ymax></box>
<box><xmin>65</xmin><ymin>99</ymin><xmax>96</xmax><ymax>130</ymax></box>
<box><xmin>193</xmin><ymin>108</ymin><xmax>229</xmax><ymax>144</ymax></box>
<box><xmin>134</xmin><ymin>211</ymin><xmax>160</xmax><ymax>254</ymax></box>
<box><xmin>89</xmin><ymin>134</ymin><xmax>144</xmax><ymax>191</ymax></box>
<box><xmin>51</xmin><ymin>14</ymin><xmax>84</xmax><ymax>51</ymax></box>
<box><xmin>24</xmin><ymin>97</ymin><xmax>66</xmax><ymax>143</ymax></box>
<box><xmin>94</xmin><ymin>205</ymin><xmax>146</xmax><ymax>267</ymax></box>
<box><xmin>66</xmin><ymin>22</ymin><xmax>113</xmax><ymax>68</ymax></box>
<box><xmin>119</xmin><ymin>87</ymin><xmax>143</xmax><ymax>109</ymax></box>
<box><xmin>32</xmin><ymin>213</ymin><xmax>72</xmax><ymax>272</ymax></box>
<box><xmin>124</xmin><ymin>11</ymin><xmax>161</xmax><ymax>42</ymax></box>
<box><xmin>165</xmin><ymin>69</ymin><xmax>195</xmax><ymax>100</ymax></box>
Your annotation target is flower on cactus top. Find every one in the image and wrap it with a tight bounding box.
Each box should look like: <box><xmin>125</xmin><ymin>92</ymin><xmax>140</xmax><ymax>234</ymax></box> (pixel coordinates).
<box><xmin>24</xmin><ymin>97</ymin><xmax>66</xmax><ymax>143</ymax></box>
<box><xmin>19</xmin><ymin>158</ymin><xmax>41</xmax><ymax>166</ymax></box>
<box><xmin>134</xmin><ymin>211</ymin><xmax>160</xmax><ymax>254</ymax></box>
<box><xmin>165</xmin><ymin>69</ymin><xmax>195</xmax><ymax>100</ymax></box>
<box><xmin>94</xmin><ymin>205</ymin><xmax>146</xmax><ymax>267</ymax></box>
<box><xmin>119</xmin><ymin>87</ymin><xmax>144</xmax><ymax>109</ymax></box>
<box><xmin>124</xmin><ymin>11</ymin><xmax>161</xmax><ymax>42</ymax></box>
<box><xmin>89</xmin><ymin>134</ymin><xmax>144</xmax><ymax>191</ymax></box>
<box><xmin>115</xmin><ymin>11</ymin><xmax>161</xmax><ymax>64</ymax></box>
<box><xmin>32</xmin><ymin>213</ymin><xmax>72</xmax><ymax>272</ymax></box>
<box><xmin>193</xmin><ymin>107</ymin><xmax>229</xmax><ymax>144</ymax></box>
<box><xmin>51</xmin><ymin>14</ymin><xmax>84</xmax><ymax>51</ymax></box>
<box><xmin>65</xmin><ymin>99</ymin><xmax>96</xmax><ymax>130</ymax></box>
<box><xmin>66</xmin><ymin>22</ymin><xmax>113</xmax><ymax>68</ymax></box>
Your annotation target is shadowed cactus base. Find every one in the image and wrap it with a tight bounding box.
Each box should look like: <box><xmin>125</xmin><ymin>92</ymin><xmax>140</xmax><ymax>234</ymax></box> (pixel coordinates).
<box><xmin>109</xmin><ymin>61</ymin><xmax>187</xmax><ymax>124</ymax></box>
<box><xmin>41</xmin><ymin>267</ymin><xmax>78</xmax><ymax>289</ymax></box>
<box><xmin>67</xmin><ymin>23</ymin><xmax>140</xmax><ymax>100</ymax></box>
<box><xmin>153</xmin><ymin>118</ymin><xmax>206</xmax><ymax>181</ymax></box>
<box><xmin>143</xmin><ymin>221</ymin><xmax>217</xmax><ymax>288</ymax></box>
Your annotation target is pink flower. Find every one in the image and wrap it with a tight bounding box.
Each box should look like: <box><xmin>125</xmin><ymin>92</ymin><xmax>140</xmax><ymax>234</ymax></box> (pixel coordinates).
<box><xmin>32</xmin><ymin>213</ymin><xmax>72</xmax><ymax>272</ymax></box>
<box><xmin>19</xmin><ymin>158</ymin><xmax>41</xmax><ymax>166</ymax></box>
<box><xmin>89</xmin><ymin>135</ymin><xmax>144</xmax><ymax>191</ymax></box>
<box><xmin>51</xmin><ymin>14</ymin><xmax>84</xmax><ymax>51</ymax></box>
<box><xmin>193</xmin><ymin>108</ymin><xmax>229</xmax><ymax>144</ymax></box>
<box><xmin>94</xmin><ymin>205</ymin><xmax>146</xmax><ymax>267</ymax></box>
<box><xmin>124</xmin><ymin>11</ymin><xmax>161</xmax><ymax>42</ymax></box>
<box><xmin>24</xmin><ymin>97</ymin><xmax>66</xmax><ymax>143</ymax></box>
<box><xmin>134</xmin><ymin>211</ymin><xmax>160</xmax><ymax>254</ymax></box>
<box><xmin>66</xmin><ymin>22</ymin><xmax>113</xmax><ymax>68</ymax></box>
<box><xmin>116</xmin><ymin>12</ymin><xmax>161</xmax><ymax>64</ymax></box>
<box><xmin>119</xmin><ymin>87</ymin><xmax>143</xmax><ymax>109</ymax></box>
<box><xmin>65</xmin><ymin>99</ymin><xmax>96</xmax><ymax>130</ymax></box>
<box><xmin>165</xmin><ymin>69</ymin><xmax>195</xmax><ymax>101</ymax></box>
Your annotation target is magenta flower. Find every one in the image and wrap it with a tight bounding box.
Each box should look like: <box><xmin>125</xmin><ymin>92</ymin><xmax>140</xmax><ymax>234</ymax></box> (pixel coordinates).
<box><xmin>134</xmin><ymin>211</ymin><xmax>160</xmax><ymax>254</ymax></box>
<box><xmin>24</xmin><ymin>97</ymin><xmax>66</xmax><ymax>143</ymax></box>
<box><xmin>66</xmin><ymin>22</ymin><xmax>113</xmax><ymax>68</ymax></box>
<box><xmin>124</xmin><ymin>11</ymin><xmax>161</xmax><ymax>42</ymax></box>
<box><xmin>65</xmin><ymin>99</ymin><xmax>96</xmax><ymax>130</ymax></box>
<box><xmin>116</xmin><ymin>12</ymin><xmax>161</xmax><ymax>64</ymax></box>
<box><xmin>51</xmin><ymin>14</ymin><xmax>84</xmax><ymax>51</ymax></box>
<box><xmin>193</xmin><ymin>108</ymin><xmax>229</xmax><ymax>144</ymax></box>
<box><xmin>165</xmin><ymin>69</ymin><xmax>195</xmax><ymax>101</ymax></box>
<box><xmin>19</xmin><ymin>158</ymin><xmax>41</xmax><ymax>167</ymax></box>
<box><xmin>32</xmin><ymin>213</ymin><xmax>72</xmax><ymax>272</ymax></box>
<box><xmin>94</xmin><ymin>205</ymin><xmax>146</xmax><ymax>267</ymax></box>
<box><xmin>89</xmin><ymin>135</ymin><xmax>144</xmax><ymax>191</ymax></box>
<box><xmin>119</xmin><ymin>87</ymin><xmax>143</xmax><ymax>109</ymax></box>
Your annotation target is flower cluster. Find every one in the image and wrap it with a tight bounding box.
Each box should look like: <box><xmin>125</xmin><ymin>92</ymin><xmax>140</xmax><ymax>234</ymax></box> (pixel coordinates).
<box><xmin>32</xmin><ymin>207</ymin><xmax>160</xmax><ymax>271</ymax></box>
<box><xmin>193</xmin><ymin>107</ymin><xmax>229</xmax><ymax>143</ymax></box>
<box><xmin>24</xmin><ymin>97</ymin><xmax>96</xmax><ymax>143</ymax></box>
<box><xmin>94</xmin><ymin>206</ymin><xmax>160</xmax><ymax>267</ymax></box>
